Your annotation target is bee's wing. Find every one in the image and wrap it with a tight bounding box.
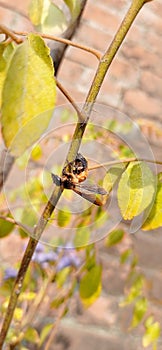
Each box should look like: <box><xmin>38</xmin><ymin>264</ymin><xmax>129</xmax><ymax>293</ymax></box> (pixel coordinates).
<box><xmin>73</xmin><ymin>185</ymin><xmax>107</xmax><ymax>206</ymax></box>
<box><xmin>76</xmin><ymin>183</ymin><xmax>107</xmax><ymax>195</ymax></box>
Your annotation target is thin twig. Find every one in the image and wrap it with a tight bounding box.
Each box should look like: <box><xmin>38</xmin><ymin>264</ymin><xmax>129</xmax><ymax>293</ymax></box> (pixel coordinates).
<box><xmin>88</xmin><ymin>157</ymin><xmax>162</xmax><ymax>171</ymax></box>
<box><xmin>0</xmin><ymin>24</ymin><xmax>22</xmax><ymax>44</ymax></box>
<box><xmin>0</xmin><ymin>215</ymin><xmax>33</xmax><ymax>235</ymax></box>
<box><xmin>13</xmin><ymin>30</ymin><xmax>101</xmax><ymax>60</ymax></box>
<box><xmin>56</xmin><ymin>79</ymin><xmax>85</xmax><ymax>122</ymax></box>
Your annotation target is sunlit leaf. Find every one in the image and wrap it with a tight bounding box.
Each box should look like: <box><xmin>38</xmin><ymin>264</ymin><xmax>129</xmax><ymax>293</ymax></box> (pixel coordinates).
<box><xmin>131</xmin><ymin>297</ymin><xmax>148</xmax><ymax>328</ymax></box>
<box><xmin>120</xmin><ymin>248</ymin><xmax>132</xmax><ymax>264</ymax></box>
<box><xmin>57</xmin><ymin>208</ymin><xmax>71</xmax><ymax>227</ymax></box>
<box><xmin>142</xmin><ymin>181</ymin><xmax>162</xmax><ymax>230</ymax></box>
<box><xmin>31</xmin><ymin>144</ymin><xmax>42</xmax><ymax>161</ymax></box>
<box><xmin>13</xmin><ymin>307</ymin><xmax>23</xmax><ymax>321</ymax></box>
<box><xmin>117</xmin><ymin>162</ymin><xmax>155</xmax><ymax>220</ymax></box>
<box><xmin>143</xmin><ymin>317</ymin><xmax>160</xmax><ymax>349</ymax></box>
<box><xmin>39</xmin><ymin>323</ymin><xmax>53</xmax><ymax>346</ymax></box>
<box><xmin>19</xmin><ymin>207</ymin><xmax>37</xmax><ymax>237</ymax></box>
<box><xmin>42</xmin><ymin>2</ymin><xmax>67</xmax><ymax>34</ymax></box>
<box><xmin>24</xmin><ymin>327</ymin><xmax>40</xmax><ymax>344</ymax></box>
<box><xmin>105</xmin><ymin>228</ymin><xmax>124</xmax><ymax>247</ymax></box>
<box><xmin>64</xmin><ymin>0</ymin><xmax>81</xmax><ymax>19</ymax></box>
<box><xmin>103</xmin><ymin>163</ymin><xmax>127</xmax><ymax>193</ymax></box>
<box><xmin>56</xmin><ymin>266</ymin><xmax>70</xmax><ymax>287</ymax></box>
<box><xmin>79</xmin><ymin>264</ymin><xmax>102</xmax><ymax>307</ymax></box>
<box><xmin>120</xmin><ymin>275</ymin><xmax>144</xmax><ymax>306</ymax></box>
<box><xmin>29</xmin><ymin>0</ymin><xmax>67</xmax><ymax>34</ymax></box>
<box><xmin>28</xmin><ymin>0</ymin><xmax>44</xmax><ymax>25</ymax></box>
<box><xmin>1</xmin><ymin>34</ymin><xmax>56</xmax><ymax>157</ymax></box>
<box><xmin>50</xmin><ymin>295</ymin><xmax>65</xmax><ymax>309</ymax></box>
<box><xmin>74</xmin><ymin>226</ymin><xmax>90</xmax><ymax>247</ymax></box>
<box><xmin>19</xmin><ymin>292</ymin><xmax>36</xmax><ymax>301</ymax></box>
<box><xmin>0</xmin><ymin>218</ymin><xmax>14</xmax><ymax>238</ymax></box>
<box><xmin>0</xmin><ymin>42</ymin><xmax>15</xmax><ymax>107</ymax></box>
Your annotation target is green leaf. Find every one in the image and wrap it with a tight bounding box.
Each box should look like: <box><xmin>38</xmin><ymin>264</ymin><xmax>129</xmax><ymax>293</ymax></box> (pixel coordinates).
<box><xmin>19</xmin><ymin>207</ymin><xmax>37</xmax><ymax>237</ymax></box>
<box><xmin>0</xmin><ymin>42</ymin><xmax>15</xmax><ymax>108</ymax></box>
<box><xmin>50</xmin><ymin>295</ymin><xmax>65</xmax><ymax>309</ymax></box>
<box><xmin>117</xmin><ymin>162</ymin><xmax>155</xmax><ymax>220</ymax></box>
<box><xmin>28</xmin><ymin>0</ymin><xmax>44</xmax><ymax>25</ymax></box>
<box><xmin>29</xmin><ymin>0</ymin><xmax>67</xmax><ymax>34</ymax></box>
<box><xmin>74</xmin><ymin>226</ymin><xmax>90</xmax><ymax>248</ymax></box>
<box><xmin>42</xmin><ymin>2</ymin><xmax>67</xmax><ymax>34</ymax></box>
<box><xmin>79</xmin><ymin>264</ymin><xmax>102</xmax><ymax>307</ymax></box>
<box><xmin>57</xmin><ymin>208</ymin><xmax>71</xmax><ymax>227</ymax></box>
<box><xmin>120</xmin><ymin>275</ymin><xmax>144</xmax><ymax>306</ymax></box>
<box><xmin>64</xmin><ymin>0</ymin><xmax>81</xmax><ymax>19</ymax></box>
<box><xmin>0</xmin><ymin>218</ymin><xmax>14</xmax><ymax>238</ymax></box>
<box><xmin>56</xmin><ymin>266</ymin><xmax>70</xmax><ymax>287</ymax></box>
<box><xmin>131</xmin><ymin>297</ymin><xmax>148</xmax><ymax>328</ymax></box>
<box><xmin>31</xmin><ymin>144</ymin><xmax>42</xmax><ymax>161</ymax></box>
<box><xmin>39</xmin><ymin>323</ymin><xmax>53</xmax><ymax>346</ymax></box>
<box><xmin>143</xmin><ymin>318</ymin><xmax>160</xmax><ymax>349</ymax></box>
<box><xmin>120</xmin><ymin>248</ymin><xmax>132</xmax><ymax>264</ymax></box>
<box><xmin>1</xmin><ymin>33</ymin><xmax>56</xmax><ymax>157</ymax></box>
<box><xmin>105</xmin><ymin>229</ymin><xmax>124</xmax><ymax>247</ymax></box>
<box><xmin>104</xmin><ymin>163</ymin><xmax>127</xmax><ymax>193</ymax></box>
<box><xmin>13</xmin><ymin>307</ymin><xmax>23</xmax><ymax>321</ymax></box>
<box><xmin>142</xmin><ymin>181</ymin><xmax>162</xmax><ymax>230</ymax></box>
<box><xmin>24</xmin><ymin>327</ymin><xmax>39</xmax><ymax>344</ymax></box>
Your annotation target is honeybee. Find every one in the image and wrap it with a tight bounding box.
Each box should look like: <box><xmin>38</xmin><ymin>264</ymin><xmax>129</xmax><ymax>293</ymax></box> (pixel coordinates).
<box><xmin>51</xmin><ymin>153</ymin><xmax>107</xmax><ymax>206</ymax></box>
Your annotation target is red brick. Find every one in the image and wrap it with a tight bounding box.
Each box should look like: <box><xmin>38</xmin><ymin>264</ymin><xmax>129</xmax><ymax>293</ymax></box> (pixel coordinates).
<box><xmin>108</xmin><ymin>58</ymin><xmax>139</xmax><ymax>88</ymax></box>
<box><xmin>140</xmin><ymin>71</ymin><xmax>162</xmax><ymax>99</ymax></box>
<box><xmin>66</xmin><ymin>46</ymin><xmax>98</xmax><ymax>70</ymax></box>
<box><xmin>122</xmin><ymin>44</ymin><xmax>162</xmax><ymax>78</ymax></box>
<box><xmin>123</xmin><ymin>89</ymin><xmax>162</xmax><ymax>117</ymax></box>
<box><xmin>98</xmin><ymin>77</ymin><xmax>121</xmax><ymax>107</ymax></box>
<box><xmin>83</xmin><ymin>3</ymin><xmax>121</xmax><ymax>34</ymax></box>
<box><xmin>76</xmin><ymin>22</ymin><xmax>112</xmax><ymax>52</ymax></box>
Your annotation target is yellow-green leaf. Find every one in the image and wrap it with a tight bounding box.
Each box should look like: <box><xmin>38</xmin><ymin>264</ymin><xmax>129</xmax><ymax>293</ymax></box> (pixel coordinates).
<box><xmin>31</xmin><ymin>144</ymin><xmax>42</xmax><ymax>160</ymax></box>
<box><xmin>39</xmin><ymin>324</ymin><xmax>53</xmax><ymax>346</ymax></box>
<box><xmin>42</xmin><ymin>2</ymin><xmax>67</xmax><ymax>34</ymax></box>
<box><xmin>56</xmin><ymin>267</ymin><xmax>70</xmax><ymax>288</ymax></box>
<box><xmin>117</xmin><ymin>162</ymin><xmax>155</xmax><ymax>220</ymax></box>
<box><xmin>143</xmin><ymin>318</ymin><xmax>160</xmax><ymax>349</ymax></box>
<box><xmin>103</xmin><ymin>163</ymin><xmax>127</xmax><ymax>193</ymax></box>
<box><xmin>79</xmin><ymin>265</ymin><xmax>102</xmax><ymax>307</ymax></box>
<box><xmin>13</xmin><ymin>307</ymin><xmax>23</xmax><ymax>321</ymax></box>
<box><xmin>142</xmin><ymin>181</ymin><xmax>162</xmax><ymax>230</ymax></box>
<box><xmin>57</xmin><ymin>208</ymin><xmax>71</xmax><ymax>227</ymax></box>
<box><xmin>0</xmin><ymin>42</ymin><xmax>15</xmax><ymax>107</ymax></box>
<box><xmin>131</xmin><ymin>297</ymin><xmax>148</xmax><ymax>328</ymax></box>
<box><xmin>74</xmin><ymin>226</ymin><xmax>90</xmax><ymax>248</ymax></box>
<box><xmin>0</xmin><ymin>218</ymin><xmax>14</xmax><ymax>238</ymax></box>
<box><xmin>29</xmin><ymin>0</ymin><xmax>44</xmax><ymax>25</ymax></box>
<box><xmin>29</xmin><ymin>0</ymin><xmax>67</xmax><ymax>34</ymax></box>
<box><xmin>64</xmin><ymin>0</ymin><xmax>81</xmax><ymax>19</ymax></box>
<box><xmin>1</xmin><ymin>33</ymin><xmax>56</xmax><ymax>157</ymax></box>
<box><xmin>24</xmin><ymin>327</ymin><xmax>40</xmax><ymax>344</ymax></box>
<box><xmin>105</xmin><ymin>228</ymin><xmax>124</xmax><ymax>247</ymax></box>
<box><xmin>19</xmin><ymin>206</ymin><xmax>37</xmax><ymax>237</ymax></box>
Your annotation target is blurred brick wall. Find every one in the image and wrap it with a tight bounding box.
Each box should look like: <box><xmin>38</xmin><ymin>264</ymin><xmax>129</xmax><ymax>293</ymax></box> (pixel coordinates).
<box><xmin>0</xmin><ymin>1</ymin><xmax>162</xmax><ymax>349</ymax></box>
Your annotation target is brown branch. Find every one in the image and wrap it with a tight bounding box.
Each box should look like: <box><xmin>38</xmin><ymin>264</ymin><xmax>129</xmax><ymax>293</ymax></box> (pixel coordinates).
<box><xmin>0</xmin><ymin>24</ymin><xmax>22</xmax><ymax>44</ymax></box>
<box><xmin>13</xmin><ymin>30</ymin><xmax>101</xmax><ymax>60</ymax></box>
<box><xmin>56</xmin><ymin>78</ymin><xmax>85</xmax><ymax>122</ymax></box>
